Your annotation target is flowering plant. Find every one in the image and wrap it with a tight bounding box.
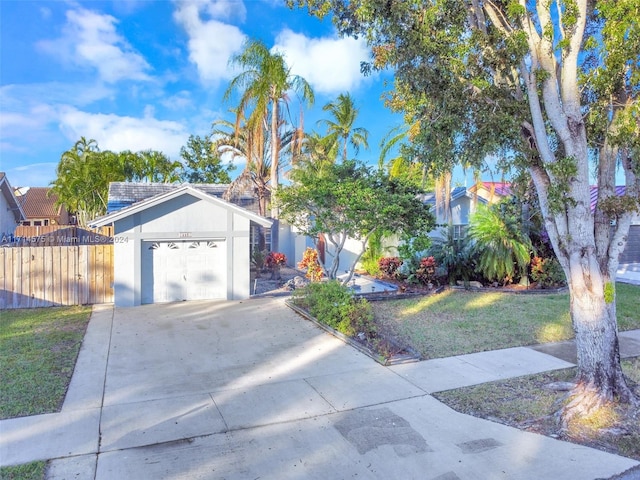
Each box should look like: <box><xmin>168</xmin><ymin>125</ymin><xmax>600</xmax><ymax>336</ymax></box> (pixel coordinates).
<box><xmin>265</xmin><ymin>252</ymin><xmax>287</xmax><ymax>268</ymax></box>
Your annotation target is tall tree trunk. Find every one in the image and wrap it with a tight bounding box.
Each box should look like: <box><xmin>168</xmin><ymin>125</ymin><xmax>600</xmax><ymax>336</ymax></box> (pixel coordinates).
<box><xmin>270</xmin><ymin>94</ymin><xmax>280</xmax><ymax>221</ymax></box>
<box><xmin>529</xmin><ymin>133</ymin><xmax>639</xmax><ymax>423</ymax></box>
<box><xmin>562</xmin><ymin>260</ymin><xmax>637</xmax><ymax>425</ymax></box>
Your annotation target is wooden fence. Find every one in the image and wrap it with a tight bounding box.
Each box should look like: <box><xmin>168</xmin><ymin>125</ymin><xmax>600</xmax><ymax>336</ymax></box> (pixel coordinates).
<box><xmin>0</xmin><ymin>245</ymin><xmax>114</xmax><ymax>309</ymax></box>
<box><xmin>10</xmin><ymin>225</ymin><xmax>114</xmax><ymax>246</ymax></box>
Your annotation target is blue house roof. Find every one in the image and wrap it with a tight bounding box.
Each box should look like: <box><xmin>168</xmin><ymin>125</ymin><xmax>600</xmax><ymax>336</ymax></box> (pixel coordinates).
<box><xmin>106</xmin><ymin>182</ymin><xmax>232</xmax><ymax>213</ymax></box>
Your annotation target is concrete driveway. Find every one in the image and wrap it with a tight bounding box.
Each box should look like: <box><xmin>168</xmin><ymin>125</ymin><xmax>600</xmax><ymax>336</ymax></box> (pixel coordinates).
<box><xmin>1</xmin><ymin>297</ymin><xmax>638</xmax><ymax>479</ymax></box>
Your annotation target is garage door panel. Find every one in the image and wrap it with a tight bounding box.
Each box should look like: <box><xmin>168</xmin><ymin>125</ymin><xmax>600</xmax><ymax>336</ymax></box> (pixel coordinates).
<box><xmin>141</xmin><ymin>240</ymin><xmax>226</xmax><ymax>304</ymax></box>
<box><xmin>185</xmin><ymin>241</ymin><xmax>226</xmax><ymax>300</ymax></box>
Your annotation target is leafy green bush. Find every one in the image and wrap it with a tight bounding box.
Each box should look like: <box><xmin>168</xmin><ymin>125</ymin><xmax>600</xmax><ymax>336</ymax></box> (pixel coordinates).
<box><xmin>292</xmin><ymin>281</ymin><xmax>375</xmax><ymax>339</ymax></box>
<box><xmin>468</xmin><ymin>203</ymin><xmax>532</xmax><ymax>285</ymax></box>
<box><xmin>428</xmin><ymin>226</ymin><xmax>477</xmax><ymax>285</ymax></box>
<box><xmin>530</xmin><ymin>256</ymin><xmax>566</xmax><ymax>288</ymax></box>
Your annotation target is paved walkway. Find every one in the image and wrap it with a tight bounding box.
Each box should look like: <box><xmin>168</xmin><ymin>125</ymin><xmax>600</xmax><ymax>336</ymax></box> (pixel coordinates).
<box><xmin>618</xmin><ymin>263</ymin><xmax>640</xmax><ymax>286</ymax></box>
<box><xmin>1</xmin><ymin>298</ymin><xmax>639</xmax><ymax>479</ymax></box>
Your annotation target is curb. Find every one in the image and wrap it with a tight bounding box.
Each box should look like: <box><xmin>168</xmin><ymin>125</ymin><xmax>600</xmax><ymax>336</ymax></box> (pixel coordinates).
<box><xmin>285</xmin><ymin>300</ymin><xmax>421</xmax><ymax>366</ymax></box>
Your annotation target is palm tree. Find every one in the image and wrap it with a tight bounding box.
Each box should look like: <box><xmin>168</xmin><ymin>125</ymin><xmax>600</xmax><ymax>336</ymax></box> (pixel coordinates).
<box><xmin>378</xmin><ymin>124</ymin><xmax>434</xmax><ymax>191</ymax></box>
<box><xmin>50</xmin><ymin>138</ymin><xmax>127</xmax><ymax>226</ymax></box>
<box><xmin>292</xmin><ymin>130</ymin><xmax>338</xmax><ymax>176</ymax></box>
<box><xmin>319</xmin><ymin>93</ymin><xmax>369</xmax><ymax>162</ymax></box>
<box><xmin>224</xmin><ymin>39</ymin><xmax>314</xmax><ymax>218</ymax></box>
<box><xmin>468</xmin><ymin>203</ymin><xmax>533</xmax><ymax>285</ymax></box>
<box><xmin>216</xmin><ymin>116</ymin><xmax>271</xmax><ymax>220</ymax></box>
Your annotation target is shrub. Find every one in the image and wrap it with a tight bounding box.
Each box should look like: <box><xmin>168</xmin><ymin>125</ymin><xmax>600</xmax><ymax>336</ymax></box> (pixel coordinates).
<box><xmin>378</xmin><ymin>256</ymin><xmax>403</xmax><ymax>278</ymax></box>
<box><xmin>265</xmin><ymin>252</ymin><xmax>287</xmax><ymax>268</ymax></box>
<box><xmin>530</xmin><ymin>256</ymin><xmax>566</xmax><ymax>288</ymax></box>
<box><xmin>292</xmin><ymin>281</ymin><xmax>375</xmax><ymax>340</ymax></box>
<box><xmin>428</xmin><ymin>226</ymin><xmax>477</xmax><ymax>285</ymax></box>
<box><xmin>361</xmin><ymin>232</ymin><xmax>384</xmax><ymax>276</ymax></box>
<box><xmin>297</xmin><ymin>247</ymin><xmax>323</xmax><ymax>282</ymax></box>
<box><xmin>409</xmin><ymin>256</ymin><xmax>438</xmax><ymax>286</ymax></box>
<box><xmin>251</xmin><ymin>248</ymin><xmax>267</xmax><ymax>270</ymax></box>
<box><xmin>468</xmin><ymin>203</ymin><xmax>532</xmax><ymax>285</ymax></box>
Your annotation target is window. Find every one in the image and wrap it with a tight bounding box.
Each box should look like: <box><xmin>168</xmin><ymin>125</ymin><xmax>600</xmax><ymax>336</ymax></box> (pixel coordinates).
<box><xmin>452</xmin><ymin>224</ymin><xmax>467</xmax><ymax>240</ymax></box>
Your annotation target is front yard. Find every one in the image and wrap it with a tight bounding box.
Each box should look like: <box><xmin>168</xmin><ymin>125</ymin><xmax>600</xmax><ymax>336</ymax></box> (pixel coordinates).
<box><xmin>0</xmin><ymin>306</ymin><xmax>92</xmax><ymax>420</ymax></box>
<box><xmin>370</xmin><ymin>282</ymin><xmax>640</xmax><ymax>462</ymax></box>
<box><xmin>373</xmin><ymin>282</ymin><xmax>640</xmax><ymax>359</ymax></box>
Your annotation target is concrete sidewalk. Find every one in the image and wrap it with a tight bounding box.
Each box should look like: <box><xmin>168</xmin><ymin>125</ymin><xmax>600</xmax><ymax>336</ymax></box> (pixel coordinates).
<box><xmin>1</xmin><ymin>298</ymin><xmax>639</xmax><ymax>479</ymax></box>
<box><xmin>618</xmin><ymin>263</ymin><xmax>640</xmax><ymax>286</ymax></box>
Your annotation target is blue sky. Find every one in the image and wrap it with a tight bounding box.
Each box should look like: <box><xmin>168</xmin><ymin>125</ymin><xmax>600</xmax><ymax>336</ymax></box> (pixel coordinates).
<box><xmin>1</xmin><ymin>0</ymin><xmax>409</xmax><ymax>188</ymax></box>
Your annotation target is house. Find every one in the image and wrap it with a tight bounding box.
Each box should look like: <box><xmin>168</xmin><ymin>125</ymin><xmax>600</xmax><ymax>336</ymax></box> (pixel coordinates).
<box><xmin>13</xmin><ymin>187</ymin><xmax>70</xmax><ymax>227</ymax></box>
<box><xmin>422</xmin><ymin>182</ymin><xmax>638</xmax><ymax>263</ymax></box>
<box><xmin>590</xmin><ymin>186</ymin><xmax>640</xmax><ymax>264</ymax></box>
<box><xmin>0</xmin><ymin>173</ymin><xmax>26</xmax><ymax>239</ymax></box>
<box><xmin>89</xmin><ymin>183</ymin><xmax>272</xmax><ymax>307</ymax></box>
<box><xmin>421</xmin><ymin>182</ymin><xmax>509</xmax><ymax>239</ymax></box>
<box><xmin>106</xmin><ymin>182</ymin><xmax>272</xmax><ymax>252</ymax></box>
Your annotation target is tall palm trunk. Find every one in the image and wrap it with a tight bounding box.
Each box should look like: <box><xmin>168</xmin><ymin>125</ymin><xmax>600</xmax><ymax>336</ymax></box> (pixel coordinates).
<box><xmin>270</xmin><ymin>90</ymin><xmax>279</xmax><ymax>220</ymax></box>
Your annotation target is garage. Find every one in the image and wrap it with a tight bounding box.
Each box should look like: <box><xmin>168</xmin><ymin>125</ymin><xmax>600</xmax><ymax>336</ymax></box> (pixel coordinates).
<box><xmin>620</xmin><ymin>225</ymin><xmax>640</xmax><ymax>264</ymax></box>
<box><xmin>89</xmin><ymin>185</ymin><xmax>272</xmax><ymax>307</ymax></box>
<box><xmin>141</xmin><ymin>239</ymin><xmax>227</xmax><ymax>303</ymax></box>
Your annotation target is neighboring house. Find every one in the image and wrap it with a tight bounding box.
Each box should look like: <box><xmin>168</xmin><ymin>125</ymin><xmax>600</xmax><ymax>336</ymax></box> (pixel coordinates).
<box><xmin>14</xmin><ymin>187</ymin><xmax>70</xmax><ymax>227</ymax></box>
<box><xmin>90</xmin><ymin>183</ymin><xmax>272</xmax><ymax>307</ymax></box>
<box><xmin>590</xmin><ymin>186</ymin><xmax>640</xmax><ymax>264</ymax></box>
<box><xmin>0</xmin><ymin>173</ymin><xmax>26</xmax><ymax>239</ymax></box>
<box><xmin>422</xmin><ymin>182</ymin><xmax>509</xmax><ymax>239</ymax></box>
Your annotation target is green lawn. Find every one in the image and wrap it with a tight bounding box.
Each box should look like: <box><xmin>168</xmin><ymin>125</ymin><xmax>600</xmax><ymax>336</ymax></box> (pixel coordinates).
<box><xmin>0</xmin><ymin>306</ymin><xmax>92</xmax><ymax>420</ymax></box>
<box><xmin>0</xmin><ymin>461</ymin><xmax>47</xmax><ymax>480</ymax></box>
<box><xmin>374</xmin><ymin>282</ymin><xmax>640</xmax><ymax>359</ymax></box>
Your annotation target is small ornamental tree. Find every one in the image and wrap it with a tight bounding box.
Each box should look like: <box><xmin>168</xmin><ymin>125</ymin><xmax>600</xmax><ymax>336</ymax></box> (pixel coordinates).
<box><xmin>278</xmin><ymin>160</ymin><xmax>434</xmax><ymax>285</ymax></box>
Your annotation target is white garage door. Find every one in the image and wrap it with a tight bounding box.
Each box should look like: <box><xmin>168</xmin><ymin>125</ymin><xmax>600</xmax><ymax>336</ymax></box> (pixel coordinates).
<box><xmin>141</xmin><ymin>240</ymin><xmax>227</xmax><ymax>304</ymax></box>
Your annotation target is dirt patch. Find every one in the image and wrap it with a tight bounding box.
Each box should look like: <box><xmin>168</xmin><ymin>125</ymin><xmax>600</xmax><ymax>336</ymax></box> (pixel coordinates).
<box><xmin>434</xmin><ymin>359</ymin><xmax>640</xmax><ymax>462</ymax></box>
<box><xmin>251</xmin><ymin>266</ymin><xmax>306</xmax><ymax>296</ymax></box>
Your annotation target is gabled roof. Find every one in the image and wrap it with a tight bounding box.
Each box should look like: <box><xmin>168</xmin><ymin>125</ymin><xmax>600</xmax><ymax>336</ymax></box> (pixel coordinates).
<box><xmin>421</xmin><ymin>186</ymin><xmax>490</xmax><ymax>206</ymax></box>
<box><xmin>90</xmin><ymin>185</ymin><xmax>272</xmax><ymax>228</ymax></box>
<box><xmin>14</xmin><ymin>187</ymin><xmax>62</xmax><ymax>219</ymax></box>
<box><xmin>106</xmin><ymin>182</ymin><xmax>234</xmax><ymax>213</ymax></box>
<box><xmin>0</xmin><ymin>173</ymin><xmax>26</xmax><ymax>222</ymax></box>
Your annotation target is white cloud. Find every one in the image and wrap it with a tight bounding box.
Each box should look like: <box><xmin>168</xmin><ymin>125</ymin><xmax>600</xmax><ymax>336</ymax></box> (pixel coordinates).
<box><xmin>202</xmin><ymin>0</ymin><xmax>247</xmax><ymax>22</ymax></box>
<box><xmin>1</xmin><ymin>83</ymin><xmax>114</xmax><ymax>109</ymax></box>
<box><xmin>161</xmin><ymin>90</ymin><xmax>194</xmax><ymax>110</ymax></box>
<box><xmin>37</xmin><ymin>7</ymin><xmax>151</xmax><ymax>83</ymax></box>
<box><xmin>173</xmin><ymin>1</ymin><xmax>247</xmax><ymax>83</ymax></box>
<box><xmin>58</xmin><ymin>107</ymin><xmax>189</xmax><ymax>159</ymax></box>
<box><xmin>273</xmin><ymin>29</ymin><xmax>371</xmax><ymax>95</ymax></box>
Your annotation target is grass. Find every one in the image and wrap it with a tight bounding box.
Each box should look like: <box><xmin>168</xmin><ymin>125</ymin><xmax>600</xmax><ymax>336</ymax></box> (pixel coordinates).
<box><xmin>434</xmin><ymin>357</ymin><xmax>640</xmax><ymax>460</ymax></box>
<box><xmin>0</xmin><ymin>462</ymin><xmax>47</xmax><ymax>480</ymax></box>
<box><xmin>374</xmin><ymin>282</ymin><xmax>640</xmax><ymax>359</ymax></box>
<box><xmin>0</xmin><ymin>306</ymin><xmax>92</xmax><ymax>420</ymax></box>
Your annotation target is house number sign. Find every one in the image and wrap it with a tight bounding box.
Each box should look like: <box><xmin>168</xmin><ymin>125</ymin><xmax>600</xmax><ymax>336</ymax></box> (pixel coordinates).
<box><xmin>179</xmin><ymin>232</ymin><xmax>192</xmax><ymax>238</ymax></box>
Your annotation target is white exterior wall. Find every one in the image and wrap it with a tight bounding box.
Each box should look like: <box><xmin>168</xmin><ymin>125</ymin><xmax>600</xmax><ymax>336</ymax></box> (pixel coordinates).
<box><xmin>0</xmin><ymin>194</ymin><xmax>17</xmax><ymax>238</ymax></box>
<box><xmin>111</xmin><ymin>194</ymin><xmax>253</xmax><ymax>306</ymax></box>
<box><xmin>278</xmin><ymin>221</ymin><xmax>314</xmax><ymax>267</ymax></box>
